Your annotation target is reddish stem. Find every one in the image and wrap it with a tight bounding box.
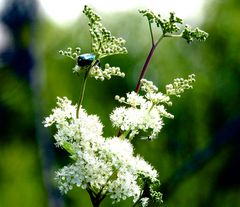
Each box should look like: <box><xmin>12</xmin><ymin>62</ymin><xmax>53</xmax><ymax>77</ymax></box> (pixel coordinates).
<box><xmin>135</xmin><ymin>43</ymin><xmax>157</xmax><ymax>93</ymax></box>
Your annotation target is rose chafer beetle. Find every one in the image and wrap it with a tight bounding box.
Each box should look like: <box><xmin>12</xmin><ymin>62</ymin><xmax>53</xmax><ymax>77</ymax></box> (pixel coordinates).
<box><xmin>77</xmin><ymin>53</ymin><xmax>96</xmax><ymax>67</ymax></box>
<box><xmin>73</xmin><ymin>53</ymin><xmax>100</xmax><ymax>74</ymax></box>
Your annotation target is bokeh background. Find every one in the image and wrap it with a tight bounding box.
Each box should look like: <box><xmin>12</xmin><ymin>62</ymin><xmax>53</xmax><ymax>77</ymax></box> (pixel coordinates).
<box><xmin>0</xmin><ymin>0</ymin><xmax>239</xmax><ymax>206</ymax></box>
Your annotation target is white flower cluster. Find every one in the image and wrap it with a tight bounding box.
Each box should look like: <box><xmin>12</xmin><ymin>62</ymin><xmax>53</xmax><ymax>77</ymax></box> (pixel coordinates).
<box><xmin>110</xmin><ymin>79</ymin><xmax>174</xmax><ymax>140</ymax></box>
<box><xmin>43</xmin><ymin>97</ymin><xmax>158</xmax><ymax>204</ymax></box>
<box><xmin>89</xmin><ymin>63</ymin><xmax>125</xmax><ymax>81</ymax></box>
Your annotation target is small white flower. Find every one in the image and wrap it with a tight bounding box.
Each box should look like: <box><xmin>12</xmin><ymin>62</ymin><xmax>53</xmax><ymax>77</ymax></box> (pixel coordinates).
<box><xmin>126</xmin><ymin>91</ymin><xmax>146</xmax><ymax>107</ymax></box>
<box><xmin>141</xmin><ymin>197</ymin><xmax>149</xmax><ymax>207</ymax></box>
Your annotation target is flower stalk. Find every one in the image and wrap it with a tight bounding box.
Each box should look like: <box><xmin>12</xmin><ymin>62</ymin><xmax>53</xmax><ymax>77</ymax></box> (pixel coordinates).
<box><xmin>76</xmin><ymin>70</ymin><xmax>89</xmax><ymax>118</ymax></box>
<box><xmin>135</xmin><ymin>35</ymin><xmax>163</xmax><ymax>93</ymax></box>
<box><xmin>87</xmin><ymin>188</ymin><xmax>103</xmax><ymax>207</ymax></box>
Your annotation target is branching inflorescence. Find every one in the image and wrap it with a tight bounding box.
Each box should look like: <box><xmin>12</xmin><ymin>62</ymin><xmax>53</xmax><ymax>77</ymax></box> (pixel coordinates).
<box><xmin>135</xmin><ymin>9</ymin><xmax>208</xmax><ymax>93</ymax></box>
<box><xmin>43</xmin><ymin>5</ymin><xmax>208</xmax><ymax>207</ymax></box>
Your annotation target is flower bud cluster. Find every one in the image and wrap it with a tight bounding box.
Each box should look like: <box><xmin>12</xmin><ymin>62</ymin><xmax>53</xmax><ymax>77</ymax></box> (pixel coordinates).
<box><xmin>181</xmin><ymin>25</ymin><xmax>209</xmax><ymax>43</ymax></box>
<box><xmin>89</xmin><ymin>63</ymin><xmax>125</xmax><ymax>81</ymax></box>
<box><xmin>83</xmin><ymin>5</ymin><xmax>101</xmax><ymax>25</ymax></box>
<box><xmin>139</xmin><ymin>9</ymin><xmax>208</xmax><ymax>43</ymax></box>
<box><xmin>166</xmin><ymin>74</ymin><xmax>196</xmax><ymax>97</ymax></box>
<box><xmin>111</xmin><ymin>79</ymin><xmax>175</xmax><ymax>140</ymax></box>
<box><xmin>156</xmin><ymin>12</ymin><xmax>183</xmax><ymax>34</ymax></box>
<box><xmin>83</xmin><ymin>5</ymin><xmax>127</xmax><ymax>58</ymax></box>
<box><xmin>139</xmin><ymin>9</ymin><xmax>182</xmax><ymax>35</ymax></box>
<box><xmin>59</xmin><ymin>47</ymin><xmax>81</xmax><ymax>60</ymax></box>
<box><xmin>43</xmin><ymin>97</ymin><xmax>159</xmax><ymax>204</ymax></box>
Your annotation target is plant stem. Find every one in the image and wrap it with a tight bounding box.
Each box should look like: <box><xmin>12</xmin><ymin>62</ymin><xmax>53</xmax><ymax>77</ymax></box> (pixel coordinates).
<box><xmin>87</xmin><ymin>188</ymin><xmax>102</xmax><ymax>207</ymax></box>
<box><xmin>164</xmin><ymin>34</ymin><xmax>182</xmax><ymax>38</ymax></box>
<box><xmin>119</xmin><ymin>130</ymin><xmax>130</xmax><ymax>139</ymax></box>
<box><xmin>76</xmin><ymin>70</ymin><xmax>89</xmax><ymax>118</ymax></box>
<box><xmin>91</xmin><ymin>199</ymin><xmax>101</xmax><ymax>207</ymax></box>
<box><xmin>76</xmin><ymin>59</ymin><xmax>100</xmax><ymax>118</ymax></box>
<box><xmin>135</xmin><ymin>35</ymin><xmax>164</xmax><ymax>93</ymax></box>
<box><xmin>148</xmin><ymin>22</ymin><xmax>154</xmax><ymax>46</ymax></box>
<box><xmin>135</xmin><ymin>44</ymin><xmax>156</xmax><ymax>93</ymax></box>
<box><xmin>88</xmin><ymin>190</ymin><xmax>106</xmax><ymax>207</ymax></box>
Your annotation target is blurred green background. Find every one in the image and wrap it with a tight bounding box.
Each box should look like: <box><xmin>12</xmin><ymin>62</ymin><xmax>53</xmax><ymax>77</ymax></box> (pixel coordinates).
<box><xmin>0</xmin><ymin>0</ymin><xmax>240</xmax><ymax>206</ymax></box>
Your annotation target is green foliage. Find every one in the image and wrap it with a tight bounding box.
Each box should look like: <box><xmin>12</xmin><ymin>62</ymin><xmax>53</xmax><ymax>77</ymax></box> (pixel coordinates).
<box><xmin>0</xmin><ymin>142</ymin><xmax>47</xmax><ymax>207</ymax></box>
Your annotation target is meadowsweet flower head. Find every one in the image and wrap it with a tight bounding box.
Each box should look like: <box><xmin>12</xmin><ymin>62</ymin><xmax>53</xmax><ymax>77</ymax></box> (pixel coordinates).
<box><xmin>111</xmin><ymin>106</ymin><xmax>164</xmax><ymax>140</ymax></box>
<box><xmin>43</xmin><ymin>97</ymin><xmax>159</xmax><ymax>204</ymax></box>
<box><xmin>43</xmin><ymin>97</ymin><xmax>76</xmax><ymax>128</ymax></box>
<box><xmin>111</xmin><ymin>79</ymin><xmax>175</xmax><ymax>140</ymax></box>
<box><xmin>54</xmin><ymin>134</ymin><xmax>158</xmax><ymax>203</ymax></box>
<box><xmin>43</xmin><ymin>97</ymin><xmax>103</xmax><ymax>148</ymax></box>
<box><xmin>111</xmin><ymin>76</ymin><xmax>195</xmax><ymax>140</ymax></box>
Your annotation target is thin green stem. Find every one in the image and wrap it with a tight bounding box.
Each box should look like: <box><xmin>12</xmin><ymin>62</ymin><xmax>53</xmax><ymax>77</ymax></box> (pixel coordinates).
<box><xmin>119</xmin><ymin>130</ymin><xmax>130</xmax><ymax>139</ymax></box>
<box><xmin>76</xmin><ymin>71</ymin><xmax>88</xmax><ymax>118</ymax></box>
<box><xmin>68</xmin><ymin>56</ymin><xmax>76</xmax><ymax>61</ymax></box>
<box><xmin>148</xmin><ymin>102</ymin><xmax>156</xmax><ymax>113</ymax></box>
<box><xmin>148</xmin><ymin>22</ymin><xmax>154</xmax><ymax>46</ymax></box>
<box><xmin>76</xmin><ymin>58</ymin><xmax>99</xmax><ymax>118</ymax></box>
<box><xmin>155</xmin><ymin>34</ymin><xmax>164</xmax><ymax>47</ymax></box>
<box><xmin>164</xmin><ymin>34</ymin><xmax>182</xmax><ymax>38</ymax></box>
